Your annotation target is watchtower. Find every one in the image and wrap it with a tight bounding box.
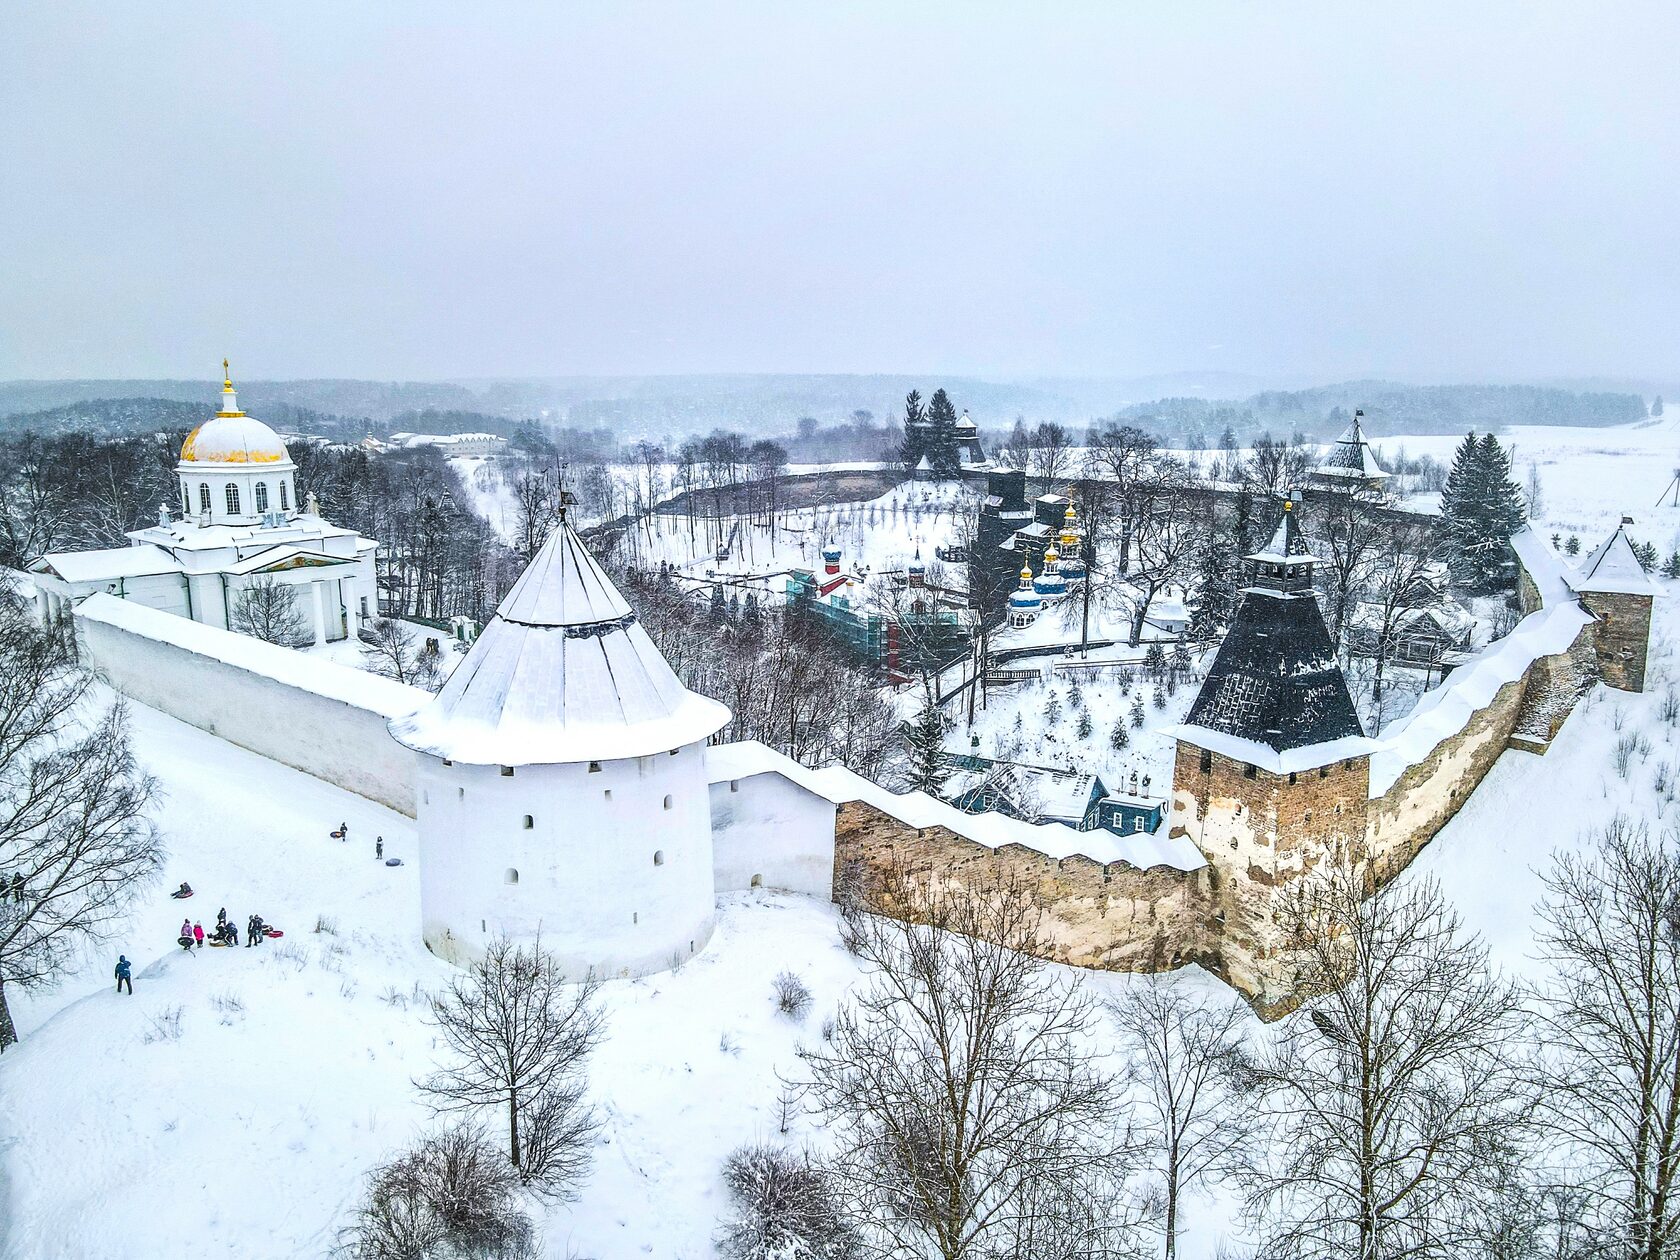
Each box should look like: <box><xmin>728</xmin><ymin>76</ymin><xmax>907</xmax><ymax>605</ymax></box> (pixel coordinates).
<box><xmin>1169</xmin><ymin>498</ymin><xmax>1371</xmax><ymax>1007</ymax></box>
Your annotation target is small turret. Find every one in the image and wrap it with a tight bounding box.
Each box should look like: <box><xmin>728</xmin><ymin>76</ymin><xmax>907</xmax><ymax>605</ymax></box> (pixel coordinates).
<box><xmin>1244</xmin><ymin>496</ymin><xmax>1316</xmax><ymax>594</ymax></box>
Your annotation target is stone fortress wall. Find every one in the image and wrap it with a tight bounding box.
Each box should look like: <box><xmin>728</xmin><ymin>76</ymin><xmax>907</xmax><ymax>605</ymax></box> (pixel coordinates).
<box><xmin>836</xmin><ymin>530</ymin><xmax>1643</xmax><ymax>1015</ymax></box>
<box><xmin>54</xmin><ymin>524</ymin><xmax>1647</xmax><ymax>1016</ymax></box>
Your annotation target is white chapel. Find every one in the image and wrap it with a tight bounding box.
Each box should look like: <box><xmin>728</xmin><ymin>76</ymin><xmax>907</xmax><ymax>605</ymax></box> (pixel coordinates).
<box><xmin>28</xmin><ymin>365</ymin><xmax>379</xmax><ymax>646</ymax></box>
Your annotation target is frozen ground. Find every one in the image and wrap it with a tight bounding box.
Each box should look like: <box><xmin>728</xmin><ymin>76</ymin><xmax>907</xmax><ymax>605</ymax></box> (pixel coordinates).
<box><xmin>3</xmin><ymin>581</ymin><xmax>1673</xmax><ymax>1256</ymax></box>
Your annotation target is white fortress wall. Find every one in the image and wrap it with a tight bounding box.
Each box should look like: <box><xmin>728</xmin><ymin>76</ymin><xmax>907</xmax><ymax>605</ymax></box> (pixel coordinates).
<box><xmin>73</xmin><ymin>593</ymin><xmax>424</xmax><ymax>816</ymax></box>
<box><xmin>706</xmin><ymin>742</ymin><xmax>840</xmax><ymax>898</ymax></box>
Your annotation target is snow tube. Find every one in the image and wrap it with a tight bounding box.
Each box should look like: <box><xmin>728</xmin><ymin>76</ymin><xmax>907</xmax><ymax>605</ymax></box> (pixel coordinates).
<box><xmin>209</xmin><ymin>940</ymin><xmax>230</xmax><ymax>948</ymax></box>
<box><xmin>170</xmin><ymin>890</ymin><xmax>193</xmax><ymax>899</ymax></box>
<box><xmin>384</xmin><ymin>858</ymin><xmax>404</xmax><ymax>867</ymax></box>
<box><xmin>330</xmin><ymin>829</ymin><xmax>345</xmax><ymax>839</ymax></box>
<box><xmin>263</xmin><ymin>928</ymin><xmax>284</xmax><ymax>939</ymax></box>
<box><xmin>177</xmin><ymin>936</ymin><xmax>192</xmax><ymax>948</ymax></box>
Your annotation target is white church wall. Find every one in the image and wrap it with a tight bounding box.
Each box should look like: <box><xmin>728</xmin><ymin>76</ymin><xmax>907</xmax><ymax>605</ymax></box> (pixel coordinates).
<box><xmin>74</xmin><ymin>593</ymin><xmax>423</xmax><ymax>816</ymax></box>
<box><xmin>709</xmin><ymin>770</ymin><xmax>837</xmax><ymax>900</ymax></box>
<box><xmin>414</xmin><ymin>744</ymin><xmax>718</xmax><ymax>978</ymax></box>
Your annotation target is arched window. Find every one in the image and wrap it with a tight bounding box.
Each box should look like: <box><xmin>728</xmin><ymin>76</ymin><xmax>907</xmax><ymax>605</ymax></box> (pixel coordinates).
<box><xmin>279</xmin><ymin>481</ymin><xmax>290</xmax><ymax>512</ymax></box>
<box><xmin>198</xmin><ymin>483</ymin><xmax>211</xmax><ymax>513</ymax></box>
<box><xmin>653</xmin><ymin>850</ymin><xmax>665</xmax><ymax>866</ymax></box>
<box><xmin>662</xmin><ymin>794</ymin><xmax>673</xmax><ymax>811</ymax></box>
<box><xmin>180</xmin><ymin>481</ymin><xmax>190</xmax><ymax>516</ymax></box>
<box><xmin>225</xmin><ymin>483</ymin><xmax>241</xmax><ymax>515</ymax></box>
<box><xmin>505</xmin><ymin>868</ymin><xmax>519</xmax><ymax>884</ymax></box>
<box><xmin>254</xmin><ymin>482</ymin><xmax>269</xmax><ymax>513</ymax></box>
<box><xmin>750</xmin><ymin>874</ymin><xmax>763</xmax><ymax>888</ymax></box>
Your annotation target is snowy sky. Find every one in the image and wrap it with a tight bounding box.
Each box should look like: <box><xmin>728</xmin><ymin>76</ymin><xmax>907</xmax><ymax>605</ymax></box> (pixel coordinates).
<box><xmin>2</xmin><ymin>1</ymin><xmax>1675</xmax><ymax>382</ymax></box>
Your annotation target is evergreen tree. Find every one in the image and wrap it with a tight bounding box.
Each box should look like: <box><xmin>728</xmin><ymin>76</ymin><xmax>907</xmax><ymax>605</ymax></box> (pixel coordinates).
<box><xmin>1118</xmin><ymin>670</ymin><xmax>1133</xmax><ymax>696</ymax></box>
<box><xmin>1565</xmin><ymin>535</ymin><xmax>1580</xmax><ymax>556</ymax></box>
<box><xmin>1110</xmin><ymin>719</ymin><xmax>1130</xmax><ymax>752</ymax></box>
<box><xmin>709</xmin><ymin>583</ymin><xmax>726</xmax><ymax>623</ymax></box>
<box><xmin>1635</xmin><ymin>540</ymin><xmax>1660</xmax><ymax>571</ymax></box>
<box><xmin>1170</xmin><ymin>641</ymin><xmax>1194</xmax><ymax>680</ymax></box>
<box><xmin>1152</xmin><ymin>683</ymin><xmax>1167</xmax><ymax>710</ymax></box>
<box><xmin>1130</xmin><ymin>695</ymin><xmax>1146</xmax><ymax>728</ymax></box>
<box><xmin>896</xmin><ymin>390</ymin><xmax>925</xmax><ymax>469</ymax></box>
<box><xmin>1076</xmin><ymin>710</ymin><xmax>1093</xmax><ymax>740</ymax></box>
<box><xmin>925</xmin><ymin>389</ymin><xmax>962</xmax><ymax>479</ymax></box>
<box><xmin>1044</xmin><ymin>693</ymin><xmax>1062</xmax><ymax>727</ymax></box>
<box><xmin>1068</xmin><ymin>679</ymin><xmax>1084</xmax><ymax>709</ymax></box>
<box><xmin>1654</xmin><ymin>394</ymin><xmax>1665</xmax><ymax>418</ymax></box>
<box><xmin>1232</xmin><ymin>485</ymin><xmax>1256</xmax><ymax>555</ymax></box>
<box><xmin>1144</xmin><ymin>642</ymin><xmax>1166</xmax><ymax>681</ymax></box>
<box><xmin>1664</xmin><ymin>551</ymin><xmax>1680</xmax><ymax>581</ymax></box>
<box><xmin>900</xmin><ymin>694</ymin><xmax>948</xmax><ymax>795</ymax></box>
<box><xmin>1189</xmin><ymin>529</ymin><xmax>1238</xmax><ymax>640</ymax></box>
<box><xmin>1441</xmin><ymin>431</ymin><xmax>1526</xmax><ymax>594</ymax></box>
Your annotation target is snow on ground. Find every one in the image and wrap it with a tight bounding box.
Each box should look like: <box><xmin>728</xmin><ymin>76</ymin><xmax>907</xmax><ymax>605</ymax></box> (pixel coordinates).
<box><xmin>3</xmin><ymin>598</ymin><xmax>1676</xmax><ymax>1257</ymax></box>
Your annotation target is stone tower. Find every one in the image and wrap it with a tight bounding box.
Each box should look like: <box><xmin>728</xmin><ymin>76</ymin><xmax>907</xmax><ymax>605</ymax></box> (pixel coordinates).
<box><xmin>1566</xmin><ymin>518</ymin><xmax>1657</xmax><ymax>693</ymax></box>
<box><xmin>389</xmin><ymin>520</ymin><xmax>731</xmax><ymax>977</ymax></box>
<box><xmin>1168</xmin><ymin>499</ymin><xmax>1371</xmax><ymax>1009</ymax></box>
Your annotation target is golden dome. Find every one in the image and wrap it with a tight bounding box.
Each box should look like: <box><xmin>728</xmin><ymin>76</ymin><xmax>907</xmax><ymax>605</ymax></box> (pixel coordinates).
<box><xmin>179</xmin><ymin>414</ymin><xmax>292</xmax><ymax>465</ymax></box>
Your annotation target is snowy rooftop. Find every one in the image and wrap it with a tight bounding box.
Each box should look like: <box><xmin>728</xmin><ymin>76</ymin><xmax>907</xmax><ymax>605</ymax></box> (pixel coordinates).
<box><xmin>704</xmin><ymin>741</ymin><xmax>1206</xmax><ymax>873</ymax></box>
<box><xmin>128</xmin><ymin>513</ymin><xmax>372</xmax><ymax>555</ymax></box>
<box><xmin>390</xmin><ymin>523</ymin><xmax>730</xmax><ymax>765</ymax></box>
<box><xmin>1313</xmin><ymin>414</ymin><xmax>1390</xmax><ymax>482</ymax></box>
<box><xmin>34</xmin><ymin>544</ymin><xmax>183</xmax><ymax>583</ymax></box>
<box><xmin>1244</xmin><ymin>502</ymin><xmax>1317</xmax><ymax>567</ymax></box>
<box><xmin>1366</xmin><ymin>527</ymin><xmax>1594</xmax><ymax>795</ymax></box>
<box><xmin>1566</xmin><ymin>522</ymin><xmax>1659</xmax><ymax>597</ymax></box>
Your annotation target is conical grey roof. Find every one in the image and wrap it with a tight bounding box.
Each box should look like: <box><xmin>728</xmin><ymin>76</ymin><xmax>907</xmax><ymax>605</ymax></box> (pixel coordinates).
<box><xmin>390</xmin><ymin>524</ymin><xmax>730</xmax><ymax>765</ymax></box>
<box><xmin>1568</xmin><ymin>522</ymin><xmax>1659</xmax><ymax>597</ymax></box>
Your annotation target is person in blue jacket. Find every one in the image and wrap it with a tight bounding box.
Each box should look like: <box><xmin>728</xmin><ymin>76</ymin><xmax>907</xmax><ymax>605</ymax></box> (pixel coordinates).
<box><xmin>114</xmin><ymin>955</ymin><xmax>132</xmax><ymax>995</ymax></box>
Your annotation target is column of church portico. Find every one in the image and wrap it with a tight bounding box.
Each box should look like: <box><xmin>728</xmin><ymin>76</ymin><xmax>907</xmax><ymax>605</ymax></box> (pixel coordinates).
<box><xmin>310</xmin><ymin>582</ymin><xmax>327</xmax><ymax>647</ymax></box>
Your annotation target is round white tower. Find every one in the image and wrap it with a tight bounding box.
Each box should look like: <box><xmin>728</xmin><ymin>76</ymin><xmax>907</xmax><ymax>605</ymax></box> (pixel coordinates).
<box><xmin>389</xmin><ymin>521</ymin><xmax>730</xmax><ymax>977</ymax></box>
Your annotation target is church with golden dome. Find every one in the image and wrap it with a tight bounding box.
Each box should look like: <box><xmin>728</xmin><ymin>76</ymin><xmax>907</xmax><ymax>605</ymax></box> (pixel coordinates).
<box><xmin>27</xmin><ymin>366</ymin><xmax>379</xmax><ymax>646</ymax></box>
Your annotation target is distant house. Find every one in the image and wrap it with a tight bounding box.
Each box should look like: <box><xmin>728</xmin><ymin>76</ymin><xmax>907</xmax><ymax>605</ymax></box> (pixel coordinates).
<box><xmin>390</xmin><ymin>432</ymin><xmax>508</xmax><ymax>457</ymax></box>
<box><xmin>946</xmin><ymin>756</ymin><xmax>1167</xmax><ymax>837</ymax></box>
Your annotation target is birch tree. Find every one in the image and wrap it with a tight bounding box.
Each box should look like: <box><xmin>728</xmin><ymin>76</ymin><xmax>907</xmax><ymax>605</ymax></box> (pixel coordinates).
<box><xmin>1237</xmin><ymin>868</ymin><xmax>1534</xmax><ymax>1260</ymax></box>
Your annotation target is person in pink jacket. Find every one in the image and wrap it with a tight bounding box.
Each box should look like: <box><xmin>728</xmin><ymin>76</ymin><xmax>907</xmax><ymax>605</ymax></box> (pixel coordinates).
<box><xmin>192</xmin><ymin>922</ymin><xmax>205</xmax><ymax>949</ymax></box>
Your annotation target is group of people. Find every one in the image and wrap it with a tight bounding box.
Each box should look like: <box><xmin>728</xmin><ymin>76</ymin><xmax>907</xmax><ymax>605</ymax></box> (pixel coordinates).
<box><xmin>174</xmin><ymin>907</ymin><xmax>272</xmax><ymax>953</ymax></box>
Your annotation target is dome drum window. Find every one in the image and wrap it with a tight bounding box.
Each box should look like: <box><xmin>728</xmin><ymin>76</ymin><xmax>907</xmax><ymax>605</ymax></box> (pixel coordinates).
<box><xmin>198</xmin><ymin>484</ymin><xmax>211</xmax><ymax>513</ymax></box>
<box><xmin>225</xmin><ymin>484</ymin><xmax>241</xmax><ymax>516</ymax></box>
<box><xmin>254</xmin><ymin>482</ymin><xmax>269</xmax><ymax>513</ymax></box>
<box><xmin>279</xmin><ymin>482</ymin><xmax>289</xmax><ymax>512</ymax></box>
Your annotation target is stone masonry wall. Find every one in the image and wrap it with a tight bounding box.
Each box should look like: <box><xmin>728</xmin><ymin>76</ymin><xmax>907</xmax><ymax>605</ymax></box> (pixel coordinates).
<box><xmin>833</xmin><ymin>801</ymin><xmax>1218</xmax><ymax>974</ymax></box>
<box><xmin>1170</xmin><ymin>744</ymin><xmax>1369</xmax><ymax>1006</ymax></box>
<box><xmin>1578</xmin><ymin>590</ymin><xmax>1653</xmax><ymax>692</ymax></box>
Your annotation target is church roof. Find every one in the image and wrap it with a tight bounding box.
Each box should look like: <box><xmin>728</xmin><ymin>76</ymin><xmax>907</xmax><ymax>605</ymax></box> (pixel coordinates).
<box><xmin>1181</xmin><ymin>586</ymin><xmax>1364</xmax><ymax>755</ymax></box>
<box><xmin>179</xmin><ymin>374</ymin><xmax>294</xmax><ymax>467</ymax></box>
<box><xmin>1313</xmin><ymin>413</ymin><xmax>1389</xmax><ymax>483</ymax></box>
<box><xmin>389</xmin><ymin>523</ymin><xmax>730</xmax><ymax>765</ymax></box>
<box><xmin>32</xmin><ymin>544</ymin><xmax>183</xmax><ymax>583</ymax></box>
<box><xmin>1568</xmin><ymin>521</ymin><xmax>1659</xmax><ymax>597</ymax></box>
<box><xmin>1245</xmin><ymin>501</ymin><xmax>1316</xmax><ymax>567</ymax></box>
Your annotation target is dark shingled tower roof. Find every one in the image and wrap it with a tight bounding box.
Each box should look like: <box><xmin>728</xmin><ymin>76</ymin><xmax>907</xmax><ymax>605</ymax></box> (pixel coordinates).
<box><xmin>1183</xmin><ymin>501</ymin><xmax>1364</xmax><ymax>753</ymax></box>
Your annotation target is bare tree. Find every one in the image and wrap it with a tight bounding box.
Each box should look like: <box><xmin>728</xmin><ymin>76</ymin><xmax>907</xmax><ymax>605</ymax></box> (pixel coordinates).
<box><xmin>1111</xmin><ymin>977</ymin><xmax>1253</xmax><ymax>1259</ymax></box>
<box><xmin>0</xmin><ymin>590</ymin><xmax>162</xmax><ymax>1050</ymax></box>
<box><xmin>801</xmin><ymin>873</ymin><xmax>1141</xmax><ymax>1259</ymax></box>
<box><xmin>1123</xmin><ymin>463</ymin><xmax>1198</xmax><ymax>646</ymax></box>
<box><xmin>418</xmin><ymin>937</ymin><xmax>604</xmax><ymax>1198</ymax></box>
<box><xmin>1308</xmin><ymin>495</ymin><xmax>1383</xmax><ymax>653</ymax></box>
<box><xmin>1029</xmin><ymin>422</ymin><xmax>1076</xmax><ymax>484</ymax></box>
<box><xmin>1363</xmin><ymin>518</ymin><xmax>1437</xmax><ymax>720</ymax></box>
<box><xmin>1237</xmin><ymin>868</ymin><xmax>1534</xmax><ymax>1260</ymax></box>
<box><xmin>1242</xmin><ymin>433</ymin><xmax>1314</xmax><ymax>499</ymax></box>
<box><xmin>230</xmin><ymin>577</ymin><xmax>309</xmax><ymax>646</ymax></box>
<box><xmin>1533</xmin><ymin>816</ymin><xmax>1680</xmax><ymax>1260</ymax></box>
<box><xmin>341</xmin><ymin>1121</ymin><xmax>537</xmax><ymax>1260</ymax></box>
<box><xmin>361</xmin><ymin>618</ymin><xmax>445</xmax><ymax>692</ymax></box>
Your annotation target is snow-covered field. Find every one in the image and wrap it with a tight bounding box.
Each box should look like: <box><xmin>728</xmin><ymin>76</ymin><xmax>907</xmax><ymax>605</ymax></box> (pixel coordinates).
<box><xmin>1</xmin><ymin>582</ymin><xmax>1673</xmax><ymax>1256</ymax></box>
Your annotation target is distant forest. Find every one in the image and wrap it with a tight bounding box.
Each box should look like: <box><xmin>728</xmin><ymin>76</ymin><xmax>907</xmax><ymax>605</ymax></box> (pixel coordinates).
<box><xmin>0</xmin><ymin>376</ymin><xmax>1657</xmax><ymax>452</ymax></box>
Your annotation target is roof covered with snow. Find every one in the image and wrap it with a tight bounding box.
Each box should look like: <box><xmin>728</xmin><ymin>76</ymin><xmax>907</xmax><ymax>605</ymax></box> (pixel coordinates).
<box><xmin>1313</xmin><ymin>413</ymin><xmax>1389</xmax><ymax>482</ymax></box>
<box><xmin>33</xmin><ymin>544</ymin><xmax>183</xmax><ymax>583</ymax></box>
<box><xmin>1367</xmin><ymin>527</ymin><xmax>1595</xmax><ymax>795</ymax></box>
<box><xmin>1181</xmin><ymin>584</ymin><xmax>1364</xmax><ymax>754</ymax></box>
<box><xmin>389</xmin><ymin>523</ymin><xmax>730</xmax><ymax>765</ymax></box>
<box><xmin>1245</xmin><ymin>501</ymin><xmax>1316</xmax><ymax>567</ymax></box>
<box><xmin>1567</xmin><ymin>522</ymin><xmax>1659</xmax><ymax>597</ymax></box>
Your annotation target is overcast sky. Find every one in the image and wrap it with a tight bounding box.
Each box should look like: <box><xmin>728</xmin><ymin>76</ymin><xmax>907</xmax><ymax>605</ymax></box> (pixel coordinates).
<box><xmin>1</xmin><ymin>2</ymin><xmax>1674</xmax><ymax>383</ymax></box>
